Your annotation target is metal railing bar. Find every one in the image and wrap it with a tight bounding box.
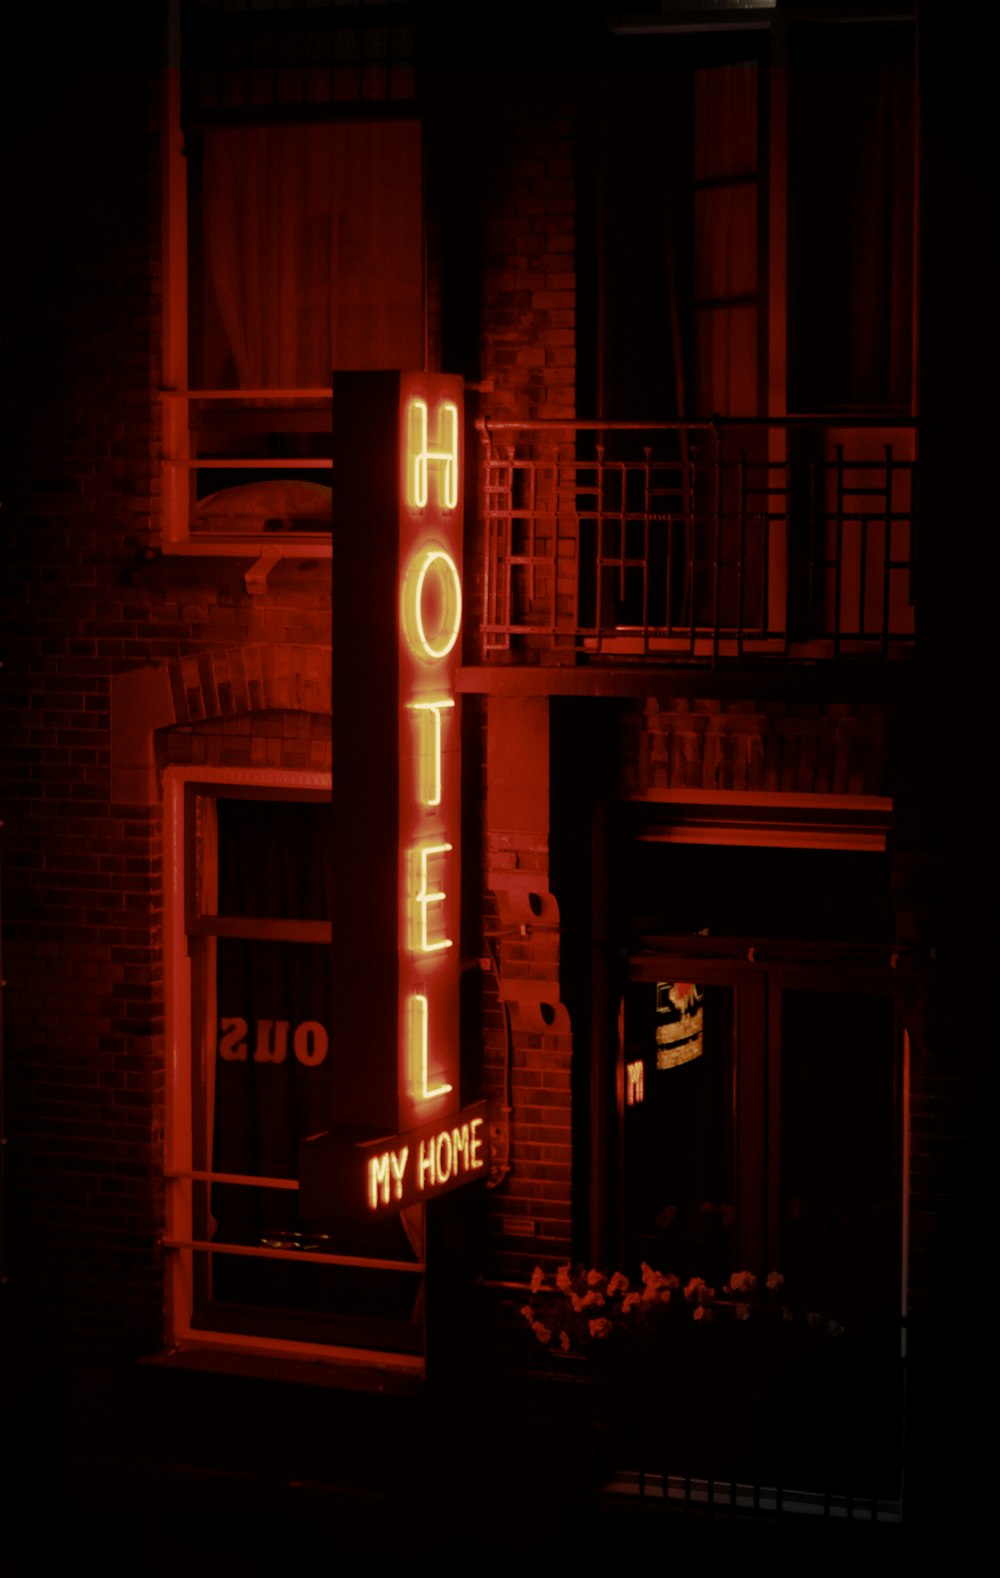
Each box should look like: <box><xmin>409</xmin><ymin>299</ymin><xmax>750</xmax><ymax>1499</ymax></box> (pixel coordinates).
<box><xmin>166</xmin><ymin>1169</ymin><xmax>298</xmax><ymax>1190</ymax></box>
<box><xmin>834</xmin><ymin>445</ymin><xmax>845</xmax><ymax>657</ymax></box>
<box><xmin>478</xmin><ymin>416</ymin><xmax>917</xmax><ymax>434</ymax></box>
<box><xmin>166</xmin><ymin>388</ymin><xmax>334</xmax><ymax>400</ymax></box>
<box><xmin>479</xmin><ymin>420</ymin><xmax>915</xmax><ymax>656</ymax></box>
<box><xmin>163</xmin><ymin>1236</ymin><xmax>425</xmax><ymax>1273</ymax></box>
<box><xmin>882</xmin><ymin>446</ymin><xmax>894</xmax><ymax>661</ymax></box>
<box><xmin>170</xmin><ymin>458</ymin><xmax>333</xmax><ymax>471</ymax></box>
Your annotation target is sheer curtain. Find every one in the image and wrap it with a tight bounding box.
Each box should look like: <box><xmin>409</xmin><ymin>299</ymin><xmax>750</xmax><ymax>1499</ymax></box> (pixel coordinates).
<box><xmin>788</xmin><ymin>39</ymin><xmax>915</xmax><ymax>410</ymax></box>
<box><xmin>692</xmin><ymin>62</ymin><xmax>759</xmax><ymax>419</ymax></box>
<box><xmin>199</xmin><ymin>120</ymin><xmax>424</xmax><ymax>388</ymax></box>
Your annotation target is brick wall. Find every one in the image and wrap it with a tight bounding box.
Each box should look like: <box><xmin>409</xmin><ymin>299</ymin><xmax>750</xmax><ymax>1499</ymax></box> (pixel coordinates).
<box><xmin>622</xmin><ymin>697</ymin><xmax>891</xmax><ymax>798</ymax></box>
<box><xmin>479</xmin><ymin>104</ymin><xmax>577</xmax><ymax>424</ymax></box>
<box><xmin>0</xmin><ymin>61</ymin><xmax>333</xmax><ymax>1354</ymax></box>
<box><xmin>479</xmin><ymin>698</ymin><xmax>573</xmax><ymax>1283</ymax></box>
<box><xmin>465</xmin><ymin>95</ymin><xmax>581</xmax><ymax>1285</ymax></box>
<box><xmin>0</xmin><ymin>63</ymin><xmax>163</xmax><ymax>1352</ymax></box>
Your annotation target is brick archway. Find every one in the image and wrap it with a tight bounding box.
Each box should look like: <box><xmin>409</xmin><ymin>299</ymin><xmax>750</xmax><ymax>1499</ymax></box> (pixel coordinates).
<box><xmin>111</xmin><ymin>645</ymin><xmax>332</xmax><ymax>801</ymax></box>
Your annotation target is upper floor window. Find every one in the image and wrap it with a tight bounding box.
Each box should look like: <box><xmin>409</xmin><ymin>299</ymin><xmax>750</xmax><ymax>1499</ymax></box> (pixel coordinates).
<box><xmin>189</xmin><ymin>120</ymin><xmax>423</xmax><ymax>392</ymax></box>
<box><xmin>163</xmin><ymin>4</ymin><xmax>423</xmax><ymax>552</ymax></box>
<box><xmin>592</xmin><ymin>16</ymin><xmax>915</xmax><ymax>424</ymax></box>
<box><xmin>786</xmin><ymin>21</ymin><xmax>915</xmax><ymax>413</ymax></box>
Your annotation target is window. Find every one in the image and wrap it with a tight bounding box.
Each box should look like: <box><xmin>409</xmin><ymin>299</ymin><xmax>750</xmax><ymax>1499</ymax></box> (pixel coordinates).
<box><xmin>605</xmin><ymin>821</ymin><xmax>905</xmax><ymax>1492</ymax></box>
<box><xmin>162</xmin><ymin>37</ymin><xmax>424</xmax><ymax>552</ymax></box>
<box><xmin>583</xmin><ymin>25</ymin><xmax>915</xmax><ymax>654</ymax></box>
<box><xmin>618</xmin><ymin>948</ymin><xmax>904</xmax><ymax>1494</ymax></box>
<box><xmin>619</xmin><ymin>953</ymin><xmax>902</xmax><ymax>1325</ymax></box>
<box><xmin>165</xmin><ymin>769</ymin><xmax>424</xmax><ymax>1363</ymax></box>
<box><xmin>787</xmin><ymin>21</ymin><xmax>915</xmax><ymax>414</ymax></box>
<box><xmin>189</xmin><ymin>121</ymin><xmax>423</xmax><ymax>393</ymax></box>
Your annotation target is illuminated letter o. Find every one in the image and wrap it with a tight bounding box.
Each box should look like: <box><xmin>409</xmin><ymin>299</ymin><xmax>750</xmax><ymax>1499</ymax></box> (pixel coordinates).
<box><xmin>401</xmin><ymin>546</ymin><xmax>462</xmax><ymax>663</ymax></box>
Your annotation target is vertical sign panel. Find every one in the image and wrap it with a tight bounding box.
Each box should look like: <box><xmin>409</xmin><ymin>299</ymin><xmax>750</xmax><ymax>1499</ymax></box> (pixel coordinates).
<box><xmin>330</xmin><ymin>372</ymin><xmax>463</xmax><ymax>1139</ymax></box>
<box><xmin>330</xmin><ymin>374</ymin><xmax>401</xmax><ymax>1131</ymax></box>
<box><xmin>398</xmin><ymin>372</ymin><xmax>463</xmax><ymax>1132</ymax></box>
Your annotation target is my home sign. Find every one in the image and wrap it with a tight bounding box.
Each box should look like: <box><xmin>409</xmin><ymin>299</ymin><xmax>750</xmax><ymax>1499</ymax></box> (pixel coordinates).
<box><xmin>300</xmin><ymin>1101</ymin><xmax>490</xmax><ymax>1220</ymax></box>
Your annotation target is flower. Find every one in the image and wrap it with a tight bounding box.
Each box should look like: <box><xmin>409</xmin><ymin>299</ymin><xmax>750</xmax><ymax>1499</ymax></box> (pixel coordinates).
<box><xmin>517</xmin><ymin>1260</ymin><xmax>841</xmax><ymax>1357</ymax></box>
<box><xmin>641</xmin><ymin>1264</ymin><xmax>679</xmax><ymax>1292</ymax></box>
<box><xmin>683</xmin><ymin>1277</ymin><xmax>715</xmax><ymax>1305</ymax></box>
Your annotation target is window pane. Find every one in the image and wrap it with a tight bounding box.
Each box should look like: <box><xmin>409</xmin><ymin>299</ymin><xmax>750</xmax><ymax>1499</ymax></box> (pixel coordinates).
<box><xmin>787</xmin><ymin>25</ymin><xmax>914</xmax><ymax>409</ymax></box>
<box><xmin>199</xmin><ymin>931</ymin><xmax>422</xmax><ymax>1347</ymax></box>
<box><xmin>214</xmin><ymin>937</ymin><xmax>332</xmax><ymax>1183</ymax></box>
<box><xmin>623</xmin><ymin>980</ymin><xmax>735</xmax><ymax>1286</ymax></box>
<box><xmin>196</xmin><ymin>1187</ymin><xmax>421</xmax><ymax>1352</ymax></box>
<box><xmin>779</xmin><ymin>988</ymin><xmax>898</xmax><ymax>1324</ymax></box>
<box><xmin>216</xmin><ymin>798</ymin><xmax>332</xmax><ymax>920</ymax></box>
<box><xmin>190</xmin><ymin>120</ymin><xmax>423</xmax><ymax>389</ymax></box>
<box><xmin>622</xmin><ymin>842</ymin><xmax>893</xmax><ymax>943</ymax></box>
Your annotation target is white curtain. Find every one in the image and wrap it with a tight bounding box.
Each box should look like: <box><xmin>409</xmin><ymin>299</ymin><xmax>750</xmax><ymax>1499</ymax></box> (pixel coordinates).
<box><xmin>199</xmin><ymin>120</ymin><xmax>424</xmax><ymax>388</ymax></box>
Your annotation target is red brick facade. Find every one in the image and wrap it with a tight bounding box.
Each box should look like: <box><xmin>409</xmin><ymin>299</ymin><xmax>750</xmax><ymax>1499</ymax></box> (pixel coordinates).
<box><xmin>0</xmin><ymin>21</ymin><xmax>991</xmax><ymax>1525</ymax></box>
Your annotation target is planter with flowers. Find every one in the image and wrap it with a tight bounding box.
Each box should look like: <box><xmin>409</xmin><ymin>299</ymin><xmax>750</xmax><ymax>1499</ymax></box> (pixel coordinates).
<box><xmin>520</xmin><ymin>1262</ymin><xmax>847</xmax><ymax>1480</ymax></box>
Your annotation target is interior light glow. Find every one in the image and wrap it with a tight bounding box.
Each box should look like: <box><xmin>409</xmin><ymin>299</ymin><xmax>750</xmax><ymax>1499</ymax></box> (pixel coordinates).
<box><xmin>406</xmin><ymin>696</ymin><xmax>455</xmax><ymax>808</ymax></box>
<box><xmin>401</xmin><ymin>546</ymin><xmax>463</xmax><ymax>662</ymax></box>
<box><xmin>406</xmin><ymin>841</ymin><xmax>453</xmax><ymax>954</ymax></box>
<box><xmin>626</xmin><ymin>1059</ymin><xmax>645</xmax><ymax>1105</ymax></box>
<box><xmin>655</xmin><ymin>980</ymin><xmax>704</xmax><ymax>1069</ymax></box>
<box><xmin>406</xmin><ymin>397</ymin><xmax>459</xmax><ymax>511</ymax></box>
<box><xmin>407</xmin><ymin>991</ymin><xmax>453</xmax><ymax>1102</ymax></box>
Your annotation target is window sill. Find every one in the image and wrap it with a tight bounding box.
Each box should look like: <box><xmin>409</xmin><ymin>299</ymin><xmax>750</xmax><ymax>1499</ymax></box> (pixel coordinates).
<box><xmin>142</xmin><ymin>1339</ymin><xmax>425</xmax><ymax>1393</ymax></box>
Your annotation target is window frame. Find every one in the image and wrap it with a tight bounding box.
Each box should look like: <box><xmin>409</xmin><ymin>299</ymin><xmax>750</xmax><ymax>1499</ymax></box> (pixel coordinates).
<box><xmin>163</xmin><ymin>765</ymin><xmax>425</xmax><ymax>1371</ymax></box>
<box><xmin>160</xmin><ymin>28</ymin><xmax>424</xmax><ymax>558</ymax></box>
<box><xmin>620</xmin><ymin>940</ymin><xmax>908</xmax><ymax>1323</ymax></box>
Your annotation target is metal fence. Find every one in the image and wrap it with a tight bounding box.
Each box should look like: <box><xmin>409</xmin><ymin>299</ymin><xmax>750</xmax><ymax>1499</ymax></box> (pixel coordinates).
<box><xmin>479</xmin><ymin>417</ymin><xmax>916</xmax><ymax>663</ymax></box>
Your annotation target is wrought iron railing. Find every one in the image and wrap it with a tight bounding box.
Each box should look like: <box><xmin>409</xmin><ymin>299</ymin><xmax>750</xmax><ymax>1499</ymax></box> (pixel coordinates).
<box><xmin>478</xmin><ymin>417</ymin><xmax>916</xmax><ymax>663</ymax></box>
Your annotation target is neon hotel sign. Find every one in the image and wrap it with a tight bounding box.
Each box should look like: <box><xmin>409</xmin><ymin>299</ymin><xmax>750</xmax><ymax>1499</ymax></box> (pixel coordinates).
<box><xmin>387</xmin><ymin>377</ymin><xmax>487</xmax><ymax>1208</ymax></box>
<box><xmin>303</xmin><ymin>373</ymin><xmax>488</xmax><ymax>1220</ymax></box>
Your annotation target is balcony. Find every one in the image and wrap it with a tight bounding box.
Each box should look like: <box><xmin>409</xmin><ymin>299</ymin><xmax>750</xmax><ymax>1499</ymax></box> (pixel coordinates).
<box><xmin>478</xmin><ymin>418</ymin><xmax>916</xmax><ymax>666</ymax></box>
